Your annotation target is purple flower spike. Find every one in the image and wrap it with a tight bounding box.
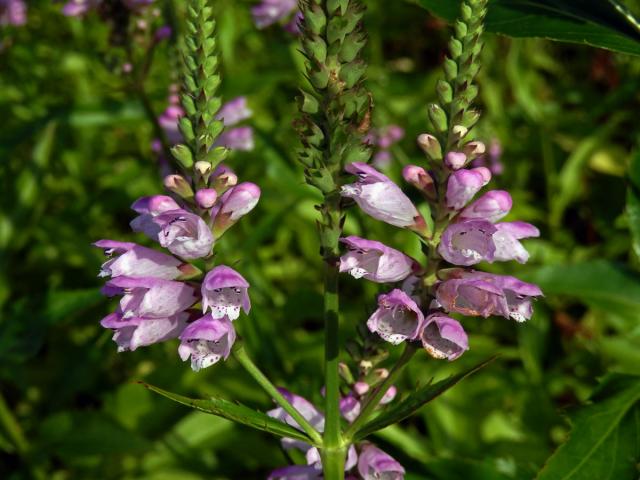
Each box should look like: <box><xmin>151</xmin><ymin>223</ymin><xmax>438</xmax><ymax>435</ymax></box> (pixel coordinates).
<box><xmin>215</xmin><ymin>126</ymin><xmax>255</xmax><ymax>151</ymax></box>
<box><xmin>446</xmin><ymin>167</ymin><xmax>491</xmax><ymax>211</ymax></box>
<box><xmin>178</xmin><ymin>315</ymin><xmax>236</xmax><ymax>371</ymax></box>
<box><xmin>252</xmin><ymin>0</ymin><xmax>298</xmax><ymax>29</ymax></box>
<box><xmin>339</xmin><ymin>236</ymin><xmax>416</xmax><ymax>283</ymax></box>
<box><xmin>202</xmin><ymin>265</ymin><xmax>250</xmax><ymax>320</ymax></box>
<box><xmin>421</xmin><ymin>314</ymin><xmax>469</xmax><ymax>361</ymax></box>
<box><xmin>152</xmin><ymin>209</ymin><xmax>214</xmax><ymax>259</ymax></box>
<box><xmin>101</xmin><ymin>311</ymin><xmax>188</xmax><ymax>352</ymax></box>
<box><xmin>1</xmin><ymin>0</ymin><xmax>26</xmax><ymax>25</ymax></box>
<box><xmin>459</xmin><ymin>190</ymin><xmax>512</xmax><ymax>223</ymax></box>
<box><xmin>94</xmin><ymin>240</ymin><xmax>182</xmax><ymax>280</ymax></box>
<box><xmin>342</xmin><ymin>163</ymin><xmax>425</xmax><ymax>231</ymax></box>
<box><xmin>493</xmin><ymin>221</ymin><xmax>540</xmax><ymax>263</ymax></box>
<box><xmin>102</xmin><ymin>276</ymin><xmax>197</xmax><ymax>319</ymax></box>
<box><xmin>216</xmin><ymin>97</ymin><xmax>252</xmax><ymax>126</ymax></box>
<box><xmin>438</xmin><ymin>220</ymin><xmax>497</xmax><ymax>266</ymax></box>
<box><xmin>267</xmin><ymin>466</ymin><xmax>322</xmax><ymax>480</ymax></box>
<box><xmin>195</xmin><ymin>188</ymin><xmax>218</xmax><ymax>209</ymax></box>
<box><xmin>445</xmin><ymin>151</ymin><xmax>467</xmax><ymax>170</ymax></box>
<box><xmin>367</xmin><ymin>289</ymin><xmax>424</xmax><ymax>345</ymax></box>
<box><xmin>357</xmin><ymin>444</ymin><xmax>405</xmax><ymax>480</ymax></box>
<box><xmin>212</xmin><ymin>182</ymin><xmax>261</xmax><ymax>236</ymax></box>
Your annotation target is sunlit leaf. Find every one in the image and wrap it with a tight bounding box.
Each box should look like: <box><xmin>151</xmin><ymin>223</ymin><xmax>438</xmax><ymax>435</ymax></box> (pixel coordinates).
<box><xmin>142</xmin><ymin>383</ymin><xmax>315</xmax><ymax>445</ymax></box>
<box><xmin>536</xmin><ymin>374</ymin><xmax>640</xmax><ymax>480</ymax></box>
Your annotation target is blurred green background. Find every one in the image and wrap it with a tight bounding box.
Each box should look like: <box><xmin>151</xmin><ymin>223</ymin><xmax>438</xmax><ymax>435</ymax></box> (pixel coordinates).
<box><xmin>1</xmin><ymin>0</ymin><xmax>640</xmax><ymax>478</ymax></box>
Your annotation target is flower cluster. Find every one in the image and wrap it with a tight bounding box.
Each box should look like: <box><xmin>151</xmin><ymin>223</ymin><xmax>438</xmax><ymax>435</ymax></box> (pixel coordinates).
<box><xmin>363</xmin><ymin>125</ymin><xmax>405</xmax><ymax>169</ymax></box>
<box><xmin>251</xmin><ymin>0</ymin><xmax>301</xmax><ymax>34</ymax></box>
<box><xmin>156</xmin><ymin>91</ymin><xmax>255</xmax><ymax>153</ymax></box>
<box><xmin>95</xmin><ymin>163</ymin><xmax>260</xmax><ymax>371</ymax></box>
<box><xmin>0</xmin><ymin>0</ymin><xmax>26</xmax><ymax>26</ymax></box>
<box><xmin>339</xmin><ymin>133</ymin><xmax>542</xmax><ymax>360</ymax></box>
<box><xmin>267</xmin><ymin>388</ymin><xmax>404</xmax><ymax>479</ymax></box>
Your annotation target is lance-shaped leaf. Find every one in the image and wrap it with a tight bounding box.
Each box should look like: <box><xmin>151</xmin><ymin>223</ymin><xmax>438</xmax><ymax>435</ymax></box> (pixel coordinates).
<box><xmin>351</xmin><ymin>357</ymin><xmax>495</xmax><ymax>441</ymax></box>
<box><xmin>536</xmin><ymin>374</ymin><xmax>640</xmax><ymax>480</ymax></box>
<box><xmin>416</xmin><ymin>0</ymin><xmax>640</xmax><ymax>56</ymax></box>
<box><xmin>141</xmin><ymin>383</ymin><xmax>316</xmax><ymax>445</ymax></box>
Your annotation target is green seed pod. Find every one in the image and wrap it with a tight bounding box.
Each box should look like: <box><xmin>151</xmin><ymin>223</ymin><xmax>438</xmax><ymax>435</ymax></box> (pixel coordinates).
<box><xmin>443</xmin><ymin>57</ymin><xmax>458</xmax><ymax>82</ymax></box>
<box><xmin>449</xmin><ymin>38</ymin><xmax>463</xmax><ymax>59</ymax></box>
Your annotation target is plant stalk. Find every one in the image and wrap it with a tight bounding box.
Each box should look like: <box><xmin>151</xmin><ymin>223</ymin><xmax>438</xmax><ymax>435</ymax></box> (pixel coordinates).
<box><xmin>323</xmin><ymin>259</ymin><xmax>342</xmax><ymax>450</ymax></box>
<box><xmin>232</xmin><ymin>341</ymin><xmax>323</xmax><ymax>446</ymax></box>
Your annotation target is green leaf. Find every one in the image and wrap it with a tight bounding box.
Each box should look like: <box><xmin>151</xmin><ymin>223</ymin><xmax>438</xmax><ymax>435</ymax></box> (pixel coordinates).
<box><xmin>536</xmin><ymin>374</ymin><xmax>640</xmax><ymax>480</ymax></box>
<box><xmin>414</xmin><ymin>0</ymin><xmax>640</xmax><ymax>56</ymax></box>
<box><xmin>524</xmin><ymin>260</ymin><xmax>640</xmax><ymax>320</ymax></box>
<box><xmin>352</xmin><ymin>357</ymin><xmax>495</xmax><ymax>441</ymax></box>
<box><xmin>142</xmin><ymin>383</ymin><xmax>314</xmax><ymax>445</ymax></box>
<box><xmin>627</xmin><ymin>150</ymin><xmax>640</xmax><ymax>260</ymax></box>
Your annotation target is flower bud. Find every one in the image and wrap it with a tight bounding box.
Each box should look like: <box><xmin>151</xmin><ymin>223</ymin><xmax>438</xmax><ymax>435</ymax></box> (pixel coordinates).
<box><xmin>444</xmin><ymin>151</ymin><xmax>467</xmax><ymax>170</ymax></box>
<box><xmin>211</xmin><ymin>164</ymin><xmax>238</xmax><ymax>193</ymax></box>
<box><xmin>402</xmin><ymin>165</ymin><xmax>436</xmax><ymax>200</ymax></box>
<box><xmin>195</xmin><ymin>188</ymin><xmax>218</xmax><ymax>209</ymax></box>
<box><xmin>463</xmin><ymin>140</ymin><xmax>486</xmax><ymax>159</ymax></box>
<box><xmin>163</xmin><ymin>174</ymin><xmax>193</xmax><ymax>199</ymax></box>
<box><xmin>428</xmin><ymin>104</ymin><xmax>448</xmax><ymax>133</ymax></box>
<box><xmin>452</xmin><ymin>125</ymin><xmax>468</xmax><ymax>141</ymax></box>
<box><xmin>353</xmin><ymin>381</ymin><xmax>370</xmax><ymax>396</ymax></box>
<box><xmin>417</xmin><ymin>133</ymin><xmax>442</xmax><ymax>160</ymax></box>
<box><xmin>194</xmin><ymin>160</ymin><xmax>212</xmax><ymax>179</ymax></box>
<box><xmin>212</xmin><ymin>182</ymin><xmax>261</xmax><ymax>238</ymax></box>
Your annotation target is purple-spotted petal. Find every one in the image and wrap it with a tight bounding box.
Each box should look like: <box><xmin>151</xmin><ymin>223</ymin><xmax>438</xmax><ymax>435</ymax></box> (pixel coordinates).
<box><xmin>101</xmin><ymin>310</ymin><xmax>188</xmax><ymax>352</ymax></box>
<box><xmin>438</xmin><ymin>220</ymin><xmax>497</xmax><ymax>266</ymax></box>
<box><xmin>421</xmin><ymin>314</ymin><xmax>468</xmax><ymax>361</ymax></box>
<box><xmin>202</xmin><ymin>265</ymin><xmax>250</xmax><ymax>320</ymax></box>
<box><xmin>151</xmin><ymin>209</ymin><xmax>214</xmax><ymax>259</ymax></box>
<box><xmin>178</xmin><ymin>315</ymin><xmax>236</xmax><ymax>371</ymax></box>
<box><xmin>367</xmin><ymin>289</ymin><xmax>425</xmax><ymax>344</ymax></box>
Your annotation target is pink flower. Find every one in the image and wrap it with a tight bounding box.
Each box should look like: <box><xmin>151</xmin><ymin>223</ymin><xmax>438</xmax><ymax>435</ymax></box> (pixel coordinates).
<box><xmin>420</xmin><ymin>313</ymin><xmax>468</xmax><ymax>361</ymax></box>
<box><xmin>446</xmin><ymin>167</ymin><xmax>491</xmax><ymax>211</ymax></box>
<box><xmin>342</xmin><ymin>163</ymin><xmax>425</xmax><ymax>232</ymax></box>
<box><xmin>339</xmin><ymin>236</ymin><xmax>417</xmax><ymax>283</ymax></box>
<box><xmin>367</xmin><ymin>289</ymin><xmax>424</xmax><ymax>345</ymax></box>
<box><xmin>178</xmin><ymin>315</ymin><xmax>236</xmax><ymax>371</ymax></box>
<box><xmin>438</xmin><ymin>219</ymin><xmax>497</xmax><ymax>266</ymax></box>
<box><xmin>357</xmin><ymin>444</ymin><xmax>405</xmax><ymax>480</ymax></box>
<box><xmin>94</xmin><ymin>240</ymin><xmax>182</xmax><ymax>280</ymax></box>
<box><xmin>212</xmin><ymin>182</ymin><xmax>261</xmax><ymax>237</ymax></box>
<box><xmin>459</xmin><ymin>190</ymin><xmax>512</xmax><ymax>223</ymax></box>
<box><xmin>201</xmin><ymin>265</ymin><xmax>251</xmax><ymax>320</ymax></box>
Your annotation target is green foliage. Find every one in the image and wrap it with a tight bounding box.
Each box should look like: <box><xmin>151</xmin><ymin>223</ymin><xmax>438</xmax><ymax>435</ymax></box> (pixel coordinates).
<box><xmin>142</xmin><ymin>383</ymin><xmax>315</xmax><ymax>445</ymax></box>
<box><xmin>537</xmin><ymin>374</ymin><xmax>640</xmax><ymax>480</ymax></box>
<box><xmin>416</xmin><ymin>0</ymin><xmax>640</xmax><ymax>56</ymax></box>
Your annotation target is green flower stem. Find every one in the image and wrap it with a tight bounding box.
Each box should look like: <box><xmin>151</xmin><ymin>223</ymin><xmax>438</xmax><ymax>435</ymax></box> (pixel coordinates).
<box><xmin>344</xmin><ymin>343</ymin><xmax>418</xmax><ymax>440</ymax></box>
<box><xmin>232</xmin><ymin>341</ymin><xmax>323</xmax><ymax>446</ymax></box>
<box><xmin>323</xmin><ymin>260</ymin><xmax>342</xmax><ymax>451</ymax></box>
<box><xmin>322</xmin><ymin>445</ymin><xmax>348</xmax><ymax>480</ymax></box>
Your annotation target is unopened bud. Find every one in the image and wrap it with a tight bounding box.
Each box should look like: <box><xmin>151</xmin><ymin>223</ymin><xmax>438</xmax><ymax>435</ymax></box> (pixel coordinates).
<box><xmin>463</xmin><ymin>141</ymin><xmax>486</xmax><ymax>159</ymax></box>
<box><xmin>195</xmin><ymin>188</ymin><xmax>218</xmax><ymax>209</ymax></box>
<box><xmin>212</xmin><ymin>182</ymin><xmax>261</xmax><ymax>238</ymax></box>
<box><xmin>211</xmin><ymin>164</ymin><xmax>238</xmax><ymax>193</ymax></box>
<box><xmin>403</xmin><ymin>165</ymin><xmax>436</xmax><ymax>200</ymax></box>
<box><xmin>194</xmin><ymin>161</ymin><xmax>212</xmax><ymax>176</ymax></box>
<box><xmin>163</xmin><ymin>174</ymin><xmax>193</xmax><ymax>199</ymax></box>
<box><xmin>428</xmin><ymin>104</ymin><xmax>448</xmax><ymax>133</ymax></box>
<box><xmin>452</xmin><ymin>125</ymin><xmax>469</xmax><ymax>140</ymax></box>
<box><xmin>417</xmin><ymin>133</ymin><xmax>442</xmax><ymax>160</ymax></box>
<box><xmin>353</xmin><ymin>381</ymin><xmax>370</xmax><ymax>396</ymax></box>
<box><xmin>444</xmin><ymin>151</ymin><xmax>468</xmax><ymax>170</ymax></box>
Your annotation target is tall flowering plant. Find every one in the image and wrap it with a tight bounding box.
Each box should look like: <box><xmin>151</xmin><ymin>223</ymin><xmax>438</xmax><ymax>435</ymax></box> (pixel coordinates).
<box><xmin>95</xmin><ymin>1</ymin><xmax>542</xmax><ymax>479</ymax></box>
